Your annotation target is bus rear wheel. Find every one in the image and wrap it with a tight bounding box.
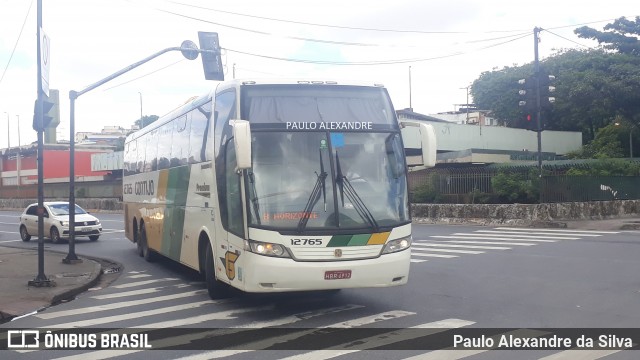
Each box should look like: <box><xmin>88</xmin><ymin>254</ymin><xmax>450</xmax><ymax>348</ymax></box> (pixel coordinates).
<box><xmin>139</xmin><ymin>223</ymin><xmax>157</xmax><ymax>262</ymax></box>
<box><xmin>205</xmin><ymin>242</ymin><xmax>230</xmax><ymax>299</ymax></box>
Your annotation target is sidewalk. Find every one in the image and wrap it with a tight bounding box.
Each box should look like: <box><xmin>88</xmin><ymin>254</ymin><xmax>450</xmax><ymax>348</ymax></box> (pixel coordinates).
<box><xmin>0</xmin><ymin>247</ymin><xmax>102</xmax><ymax>322</ymax></box>
<box><xmin>0</xmin><ymin>217</ymin><xmax>638</xmax><ymax>323</ymax></box>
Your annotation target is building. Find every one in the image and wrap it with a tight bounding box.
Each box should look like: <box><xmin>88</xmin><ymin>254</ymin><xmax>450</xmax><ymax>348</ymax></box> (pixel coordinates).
<box><xmin>398</xmin><ymin>109</ymin><xmax>582</xmax><ymax>164</ymax></box>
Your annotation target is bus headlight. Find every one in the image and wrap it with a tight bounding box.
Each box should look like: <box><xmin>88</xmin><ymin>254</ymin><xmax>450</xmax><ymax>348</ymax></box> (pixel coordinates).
<box><xmin>382</xmin><ymin>236</ymin><xmax>411</xmax><ymax>254</ymax></box>
<box><xmin>245</xmin><ymin>240</ymin><xmax>291</xmax><ymax>258</ymax></box>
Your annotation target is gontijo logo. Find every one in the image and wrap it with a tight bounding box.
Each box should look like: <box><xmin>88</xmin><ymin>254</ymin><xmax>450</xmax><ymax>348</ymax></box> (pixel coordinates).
<box><xmin>7</xmin><ymin>330</ymin><xmax>40</xmax><ymax>348</ymax></box>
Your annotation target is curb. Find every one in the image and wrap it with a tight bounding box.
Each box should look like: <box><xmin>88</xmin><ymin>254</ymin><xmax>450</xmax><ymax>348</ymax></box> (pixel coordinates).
<box><xmin>50</xmin><ymin>258</ymin><xmax>103</xmax><ymax>306</ymax></box>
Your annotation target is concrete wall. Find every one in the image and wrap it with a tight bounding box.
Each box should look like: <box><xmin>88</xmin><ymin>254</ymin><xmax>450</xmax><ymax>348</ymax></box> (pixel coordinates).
<box><xmin>412</xmin><ymin>200</ymin><xmax>640</xmax><ymax>226</ymax></box>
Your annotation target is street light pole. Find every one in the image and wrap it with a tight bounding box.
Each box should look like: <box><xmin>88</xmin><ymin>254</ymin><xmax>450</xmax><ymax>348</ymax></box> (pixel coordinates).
<box><xmin>64</xmin><ymin>41</ymin><xmax>202</xmax><ymax>264</ymax></box>
<box><xmin>138</xmin><ymin>91</ymin><xmax>143</xmax><ymax>120</ymax></box>
<box><xmin>4</xmin><ymin>112</ymin><xmax>9</xmax><ymax>149</ymax></box>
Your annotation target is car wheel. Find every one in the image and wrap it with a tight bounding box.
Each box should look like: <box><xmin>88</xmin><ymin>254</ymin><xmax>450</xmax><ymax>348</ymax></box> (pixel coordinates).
<box><xmin>50</xmin><ymin>227</ymin><xmax>62</xmax><ymax>244</ymax></box>
<box><xmin>20</xmin><ymin>226</ymin><xmax>31</xmax><ymax>242</ymax></box>
<box><xmin>205</xmin><ymin>242</ymin><xmax>230</xmax><ymax>299</ymax></box>
<box><xmin>89</xmin><ymin>235</ymin><xmax>99</xmax><ymax>241</ymax></box>
<box><xmin>140</xmin><ymin>223</ymin><xmax>156</xmax><ymax>262</ymax></box>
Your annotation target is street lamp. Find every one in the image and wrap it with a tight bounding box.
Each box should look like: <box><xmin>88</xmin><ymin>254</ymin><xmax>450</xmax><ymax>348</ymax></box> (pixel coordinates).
<box><xmin>615</xmin><ymin>121</ymin><xmax>637</xmax><ymax>158</ymax></box>
<box><xmin>3</xmin><ymin>112</ymin><xmax>9</xmax><ymax>149</ymax></box>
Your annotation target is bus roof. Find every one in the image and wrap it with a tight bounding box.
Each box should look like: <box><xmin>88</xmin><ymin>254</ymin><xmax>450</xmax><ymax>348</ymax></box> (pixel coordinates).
<box><xmin>125</xmin><ymin>79</ymin><xmax>388</xmax><ymax>142</ymax></box>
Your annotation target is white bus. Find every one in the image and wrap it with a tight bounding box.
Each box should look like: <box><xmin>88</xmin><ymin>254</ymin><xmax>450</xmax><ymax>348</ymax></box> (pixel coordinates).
<box><xmin>123</xmin><ymin>79</ymin><xmax>435</xmax><ymax>299</ymax></box>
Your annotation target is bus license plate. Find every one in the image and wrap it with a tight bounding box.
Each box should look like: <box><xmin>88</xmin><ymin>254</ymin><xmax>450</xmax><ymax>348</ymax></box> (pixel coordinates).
<box><xmin>324</xmin><ymin>270</ymin><xmax>351</xmax><ymax>280</ymax></box>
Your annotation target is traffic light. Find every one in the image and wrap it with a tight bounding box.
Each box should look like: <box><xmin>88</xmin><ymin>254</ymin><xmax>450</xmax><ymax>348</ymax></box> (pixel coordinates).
<box><xmin>197</xmin><ymin>31</ymin><xmax>224</xmax><ymax>81</ymax></box>
<box><xmin>539</xmin><ymin>74</ymin><xmax>556</xmax><ymax>108</ymax></box>
<box><xmin>32</xmin><ymin>89</ymin><xmax>60</xmax><ymax>131</ymax></box>
<box><xmin>517</xmin><ymin>73</ymin><xmax>556</xmax><ymax>111</ymax></box>
<box><xmin>524</xmin><ymin>114</ymin><xmax>536</xmax><ymax>131</ymax></box>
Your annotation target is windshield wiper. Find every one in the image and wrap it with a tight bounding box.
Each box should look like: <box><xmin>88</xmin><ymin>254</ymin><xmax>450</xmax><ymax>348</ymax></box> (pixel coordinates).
<box><xmin>296</xmin><ymin>149</ymin><xmax>328</xmax><ymax>233</ymax></box>
<box><xmin>248</xmin><ymin>171</ymin><xmax>261</xmax><ymax>225</ymax></box>
<box><xmin>335</xmin><ymin>151</ymin><xmax>379</xmax><ymax>232</ymax></box>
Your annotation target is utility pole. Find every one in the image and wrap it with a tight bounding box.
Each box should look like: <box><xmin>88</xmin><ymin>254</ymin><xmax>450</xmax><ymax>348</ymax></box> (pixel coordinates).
<box><xmin>408</xmin><ymin>66</ymin><xmax>412</xmax><ymax>110</ymax></box>
<box><xmin>4</xmin><ymin>112</ymin><xmax>9</xmax><ymax>149</ymax></box>
<box><xmin>534</xmin><ymin>27</ymin><xmax>543</xmax><ymax>176</ymax></box>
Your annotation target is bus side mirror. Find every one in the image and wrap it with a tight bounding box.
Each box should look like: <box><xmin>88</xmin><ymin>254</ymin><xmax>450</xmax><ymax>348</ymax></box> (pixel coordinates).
<box><xmin>230</xmin><ymin>120</ymin><xmax>252</xmax><ymax>171</ymax></box>
<box><xmin>400</xmin><ymin>121</ymin><xmax>437</xmax><ymax>170</ymax></box>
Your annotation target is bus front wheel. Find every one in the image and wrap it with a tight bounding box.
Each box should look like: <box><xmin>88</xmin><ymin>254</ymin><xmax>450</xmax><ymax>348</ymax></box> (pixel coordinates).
<box><xmin>205</xmin><ymin>242</ymin><xmax>230</xmax><ymax>299</ymax></box>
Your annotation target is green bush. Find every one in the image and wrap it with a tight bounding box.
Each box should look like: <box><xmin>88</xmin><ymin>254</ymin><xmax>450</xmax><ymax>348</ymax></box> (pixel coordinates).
<box><xmin>491</xmin><ymin>170</ymin><xmax>539</xmax><ymax>203</ymax></box>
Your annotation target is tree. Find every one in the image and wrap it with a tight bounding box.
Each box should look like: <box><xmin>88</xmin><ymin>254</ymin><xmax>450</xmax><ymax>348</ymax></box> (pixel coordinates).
<box><xmin>565</xmin><ymin>122</ymin><xmax>625</xmax><ymax>159</ymax></box>
<box><xmin>471</xmin><ymin>49</ymin><xmax>640</xmax><ymax>142</ymax></box>
<box><xmin>135</xmin><ymin>115</ymin><xmax>159</xmax><ymax>129</ymax></box>
<box><xmin>575</xmin><ymin>16</ymin><xmax>640</xmax><ymax>56</ymax></box>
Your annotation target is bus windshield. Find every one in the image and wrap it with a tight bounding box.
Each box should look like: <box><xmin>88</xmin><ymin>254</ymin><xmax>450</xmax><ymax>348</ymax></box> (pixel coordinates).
<box><xmin>247</xmin><ymin>131</ymin><xmax>408</xmax><ymax>232</ymax></box>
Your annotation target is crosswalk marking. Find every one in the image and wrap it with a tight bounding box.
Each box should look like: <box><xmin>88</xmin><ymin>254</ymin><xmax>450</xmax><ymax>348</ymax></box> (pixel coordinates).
<box><xmin>44</xmin><ymin>300</ymin><xmax>215</xmax><ymax>328</ymax></box>
<box><xmin>433</xmin><ymin>235</ymin><xmax>558</xmax><ymax>242</ymax></box>
<box><xmin>475</xmin><ymin>230</ymin><xmax>598</xmax><ymax>237</ymax></box>
<box><xmin>412</xmin><ymin>252</ymin><xmax>458</xmax><ymax>258</ymax></box>
<box><xmin>538</xmin><ymin>349</ymin><xmax>627</xmax><ymax>359</ymax></box>
<box><xmin>90</xmin><ymin>287</ymin><xmax>165</xmax><ymax>299</ymax></box>
<box><xmin>112</xmin><ymin>278</ymin><xmax>179</xmax><ymax>288</ymax></box>
<box><xmin>37</xmin><ymin>290</ymin><xmax>207</xmax><ymax>319</ymax></box>
<box><xmin>496</xmin><ymin>227</ymin><xmax>620</xmax><ymax>234</ymax></box>
<box><xmin>127</xmin><ymin>274</ymin><xmax>152</xmax><ymax>279</ymax></box>
<box><xmin>233</xmin><ymin>304</ymin><xmax>364</xmax><ymax>329</ymax></box>
<box><xmin>413</xmin><ymin>242</ymin><xmax>511</xmax><ymax>250</ymax></box>
<box><xmin>412</xmin><ymin>245</ymin><xmax>484</xmax><ymax>254</ymax></box>
<box><xmin>133</xmin><ymin>305</ymin><xmax>274</xmax><ymax>328</ymax></box>
<box><xmin>411</xmin><ymin>259</ymin><xmax>428</xmax><ymax>263</ymax></box>
<box><xmin>279</xmin><ymin>318</ymin><xmax>475</xmax><ymax>360</ymax></box>
<box><xmin>441</xmin><ymin>240</ymin><xmax>535</xmax><ymax>246</ymax></box>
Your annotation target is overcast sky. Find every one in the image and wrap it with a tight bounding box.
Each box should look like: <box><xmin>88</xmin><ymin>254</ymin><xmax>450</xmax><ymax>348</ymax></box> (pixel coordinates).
<box><xmin>0</xmin><ymin>0</ymin><xmax>637</xmax><ymax>149</ymax></box>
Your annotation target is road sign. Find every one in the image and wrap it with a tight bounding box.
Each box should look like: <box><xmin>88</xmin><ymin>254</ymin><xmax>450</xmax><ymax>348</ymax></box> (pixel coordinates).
<box><xmin>40</xmin><ymin>28</ymin><xmax>50</xmax><ymax>96</ymax></box>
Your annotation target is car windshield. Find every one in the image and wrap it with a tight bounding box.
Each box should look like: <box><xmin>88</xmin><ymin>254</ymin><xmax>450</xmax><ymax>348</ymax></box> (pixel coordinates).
<box><xmin>48</xmin><ymin>204</ymin><xmax>87</xmax><ymax>216</ymax></box>
<box><xmin>246</xmin><ymin>131</ymin><xmax>408</xmax><ymax>232</ymax></box>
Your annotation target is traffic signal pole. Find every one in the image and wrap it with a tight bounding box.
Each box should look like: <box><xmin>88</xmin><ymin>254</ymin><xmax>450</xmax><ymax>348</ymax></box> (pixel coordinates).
<box><xmin>29</xmin><ymin>0</ymin><xmax>54</xmax><ymax>287</ymax></box>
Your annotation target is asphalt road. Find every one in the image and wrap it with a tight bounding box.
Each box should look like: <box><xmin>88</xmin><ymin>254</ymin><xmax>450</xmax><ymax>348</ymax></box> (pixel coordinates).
<box><xmin>0</xmin><ymin>210</ymin><xmax>639</xmax><ymax>359</ymax></box>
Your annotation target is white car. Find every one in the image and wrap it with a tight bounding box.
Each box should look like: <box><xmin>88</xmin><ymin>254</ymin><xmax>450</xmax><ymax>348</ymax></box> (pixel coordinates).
<box><xmin>19</xmin><ymin>202</ymin><xmax>103</xmax><ymax>243</ymax></box>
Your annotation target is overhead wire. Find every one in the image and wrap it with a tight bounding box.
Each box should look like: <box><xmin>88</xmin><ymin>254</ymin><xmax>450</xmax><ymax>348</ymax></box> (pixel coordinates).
<box><xmin>0</xmin><ymin>0</ymin><xmax>34</xmax><ymax>88</ymax></box>
<box><xmin>541</xmin><ymin>29</ymin><xmax>594</xmax><ymax>49</ymax></box>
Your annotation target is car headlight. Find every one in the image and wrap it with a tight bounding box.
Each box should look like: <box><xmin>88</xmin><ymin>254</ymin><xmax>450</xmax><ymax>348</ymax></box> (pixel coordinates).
<box><xmin>95</xmin><ymin>219</ymin><xmax>100</xmax><ymax>225</ymax></box>
<box><xmin>382</xmin><ymin>236</ymin><xmax>411</xmax><ymax>254</ymax></box>
<box><xmin>60</xmin><ymin>221</ymin><xmax>68</xmax><ymax>227</ymax></box>
<box><xmin>245</xmin><ymin>240</ymin><xmax>290</xmax><ymax>258</ymax></box>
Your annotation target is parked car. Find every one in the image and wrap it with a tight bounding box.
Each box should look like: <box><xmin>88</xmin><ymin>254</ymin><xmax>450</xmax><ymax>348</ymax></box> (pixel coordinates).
<box><xmin>19</xmin><ymin>202</ymin><xmax>102</xmax><ymax>243</ymax></box>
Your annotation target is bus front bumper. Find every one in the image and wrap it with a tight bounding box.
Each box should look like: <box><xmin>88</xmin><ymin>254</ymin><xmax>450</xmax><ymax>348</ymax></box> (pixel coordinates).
<box><xmin>238</xmin><ymin>248</ymin><xmax>410</xmax><ymax>293</ymax></box>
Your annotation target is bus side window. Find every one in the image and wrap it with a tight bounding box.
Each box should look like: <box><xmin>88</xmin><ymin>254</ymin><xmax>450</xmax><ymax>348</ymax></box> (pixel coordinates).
<box><xmin>225</xmin><ymin>140</ymin><xmax>244</xmax><ymax>237</ymax></box>
<box><xmin>137</xmin><ymin>134</ymin><xmax>147</xmax><ymax>174</ymax></box>
<box><xmin>171</xmin><ymin>115</ymin><xmax>189</xmax><ymax>167</ymax></box>
<box><xmin>157</xmin><ymin>122</ymin><xmax>173</xmax><ymax>170</ymax></box>
<box><xmin>145</xmin><ymin>129</ymin><xmax>159</xmax><ymax>172</ymax></box>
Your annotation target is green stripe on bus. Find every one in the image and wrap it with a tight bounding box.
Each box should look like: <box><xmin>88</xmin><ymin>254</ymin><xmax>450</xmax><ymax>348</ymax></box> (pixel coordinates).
<box><xmin>348</xmin><ymin>234</ymin><xmax>371</xmax><ymax>246</ymax></box>
<box><xmin>162</xmin><ymin>166</ymin><xmax>191</xmax><ymax>260</ymax></box>
<box><xmin>327</xmin><ymin>235</ymin><xmax>352</xmax><ymax>247</ymax></box>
